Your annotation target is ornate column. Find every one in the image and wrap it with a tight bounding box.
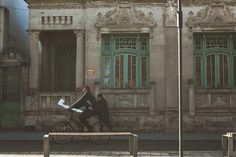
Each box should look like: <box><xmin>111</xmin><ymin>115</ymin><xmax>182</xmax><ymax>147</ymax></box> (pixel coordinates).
<box><xmin>74</xmin><ymin>30</ymin><xmax>85</xmax><ymax>90</ymax></box>
<box><xmin>28</xmin><ymin>30</ymin><xmax>40</xmax><ymax>90</ymax></box>
<box><xmin>149</xmin><ymin>81</ymin><xmax>157</xmax><ymax>115</ymax></box>
<box><xmin>188</xmin><ymin>80</ymin><xmax>195</xmax><ymax>116</ymax></box>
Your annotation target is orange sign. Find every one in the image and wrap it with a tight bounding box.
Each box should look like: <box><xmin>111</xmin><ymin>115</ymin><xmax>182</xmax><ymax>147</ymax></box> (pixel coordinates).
<box><xmin>86</xmin><ymin>68</ymin><xmax>95</xmax><ymax>75</ymax></box>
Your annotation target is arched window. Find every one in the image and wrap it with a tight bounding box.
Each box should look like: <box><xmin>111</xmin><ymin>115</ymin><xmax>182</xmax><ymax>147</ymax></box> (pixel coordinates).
<box><xmin>193</xmin><ymin>34</ymin><xmax>234</xmax><ymax>88</ymax></box>
<box><xmin>101</xmin><ymin>34</ymin><xmax>149</xmax><ymax>88</ymax></box>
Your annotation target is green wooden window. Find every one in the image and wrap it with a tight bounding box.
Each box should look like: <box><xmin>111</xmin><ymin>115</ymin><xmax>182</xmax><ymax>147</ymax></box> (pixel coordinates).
<box><xmin>193</xmin><ymin>33</ymin><xmax>236</xmax><ymax>88</ymax></box>
<box><xmin>101</xmin><ymin>34</ymin><xmax>149</xmax><ymax>88</ymax></box>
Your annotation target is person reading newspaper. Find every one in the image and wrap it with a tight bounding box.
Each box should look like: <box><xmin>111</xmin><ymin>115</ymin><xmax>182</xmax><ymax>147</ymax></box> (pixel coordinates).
<box><xmin>69</xmin><ymin>85</ymin><xmax>98</xmax><ymax>131</ymax></box>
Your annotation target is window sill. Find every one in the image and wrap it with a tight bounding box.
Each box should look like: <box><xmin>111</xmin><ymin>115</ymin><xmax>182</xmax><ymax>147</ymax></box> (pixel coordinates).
<box><xmin>195</xmin><ymin>88</ymin><xmax>236</xmax><ymax>94</ymax></box>
<box><xmin>100</xmin><ymin>88</ymin><xmax>150</xmax><ymax>94</ymax></box>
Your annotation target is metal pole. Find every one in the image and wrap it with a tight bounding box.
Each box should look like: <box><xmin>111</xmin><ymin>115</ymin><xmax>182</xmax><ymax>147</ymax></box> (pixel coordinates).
<box><xmin>177</xmin><ymin>0</ymin><xmax>183</xmax><ymax>156</ymax></box>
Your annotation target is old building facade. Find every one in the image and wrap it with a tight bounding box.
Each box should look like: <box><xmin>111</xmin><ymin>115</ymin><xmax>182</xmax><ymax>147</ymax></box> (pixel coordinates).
<box><xmin>0</xmin><ymin>0</ymin><xmax>28</xmax><ymax>129</ymax></box>
<box><xmin>10</xmin><ymin>0</ymin><xmax>236</xmax><ymax>132</ymax></box>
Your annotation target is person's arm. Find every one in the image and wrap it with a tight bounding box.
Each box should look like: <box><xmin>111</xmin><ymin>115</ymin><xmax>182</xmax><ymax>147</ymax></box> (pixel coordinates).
<box><xmin>70</xmin><ymin>92</ymin><xmax>87</xmax><ymax>108</ymax></box>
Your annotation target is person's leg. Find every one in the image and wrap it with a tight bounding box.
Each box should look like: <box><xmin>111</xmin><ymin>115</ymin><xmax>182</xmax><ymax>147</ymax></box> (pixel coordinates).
<box><xmin>79</xmin><ymin>111</ymin><xmax>93</xmax><ymax>131</ymax></box>
<box><xmin>79</xmin><ymin>111</ymin><xmax>96</xmax><ymax>131</ymax></box>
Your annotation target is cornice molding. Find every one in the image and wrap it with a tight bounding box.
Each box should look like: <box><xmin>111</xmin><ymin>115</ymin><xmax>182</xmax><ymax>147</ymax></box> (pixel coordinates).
<box><xmin>186</xmin><ymin>1</ymin><xmax>236</xmax><ymax>32</ymax></box>
<box><xmin>28</xmin><ymin>0</ymin><xmax>236</xmax><ymax>9</ymax></box>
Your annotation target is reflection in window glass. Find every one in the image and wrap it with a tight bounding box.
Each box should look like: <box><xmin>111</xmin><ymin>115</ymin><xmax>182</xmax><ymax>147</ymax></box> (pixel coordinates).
<box><xmin>195</xmin><ymin>56</ymin><xmax>201</xmax><ymax>86</ymax></box>
<box><xmin>141</xmin><ymin>57</ymin><xmax>147</xmax><ymax>87</ymax></box>
<box><xmin>104</xmin><ymin>57</ymin><xmax>111</xmax><ymax>85</ymax></box>
<box><xmin>115</xmin><ymin>55</ymin><xmax>124</xmax><ymax>88</ymax></box>
<box><xmin>219</xmin><ymin>54</ymin><xmax>228</xmax><ymax>88</ymax></box>
<box><xmin>207</xmin><ymin>55</ymin><xmax>215</xmax><ymax>88</ymax></box>
<box><xmin>128</xmin><ymin>55</ymin><xmax>137</xmax><ymax>88</ymax></box>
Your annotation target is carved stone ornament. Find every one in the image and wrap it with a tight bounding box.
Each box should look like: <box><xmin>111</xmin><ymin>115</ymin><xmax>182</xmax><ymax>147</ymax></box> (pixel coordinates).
<box><xmin>196</xmin><ymin>94</ymin><xmax>209</xmax><ymax>108</ymax></box>
<box><xmin>186</xmin><ymin>1</ymin><xmax>236</xmax><ymax>31</ymax></box>
<box><xmin>0</xmin><ymin>47</ymin><xmax>27</xmax><ymax>66</ymax></box>
<box><xmin>164</xmin><ymin>0</ymin><xmax>177</xmax><ymax>26</ymax></box>
<box><xmin>212</xmin><ymin>94</ymin><xmax>230</xmax><ymax>109</ymax></box>
<box><xmin>116</xmin><ymin>94</ymin><xmax>134</xmax><ymax>108</ymax></box>
<box><xmin>94</xmin><ymin>2</ymin><xmax>156</xmax><ymax>39</ymax></box>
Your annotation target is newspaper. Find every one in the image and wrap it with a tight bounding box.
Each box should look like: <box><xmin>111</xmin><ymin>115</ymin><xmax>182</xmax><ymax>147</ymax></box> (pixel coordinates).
<box><xmin>58</xmin><ymin>98</ymin><xmax>83</xmax><ymax>113</ymax></box>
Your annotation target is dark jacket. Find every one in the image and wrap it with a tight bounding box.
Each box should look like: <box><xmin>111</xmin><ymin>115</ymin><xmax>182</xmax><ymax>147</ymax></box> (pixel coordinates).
<box><xmin>71</xmin><ymin>91</ymin><xmax>97</xmax><ymax>112</ymax></box>
<box><xmin>96</xmin><ymin>97</ymin><xmax>109</xmax><ymax>116</ymax></box>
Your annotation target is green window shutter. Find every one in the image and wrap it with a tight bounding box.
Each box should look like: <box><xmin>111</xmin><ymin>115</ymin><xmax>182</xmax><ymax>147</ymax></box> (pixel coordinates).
<box><xmin>193</xmin><ymin>33</ymin><xmax>234</xmax><ymax>88</ymax></box>
<box><xmin>101</xmin><ymin>34</ymin><xmax>149</xmax><ymax>89</ymax></box>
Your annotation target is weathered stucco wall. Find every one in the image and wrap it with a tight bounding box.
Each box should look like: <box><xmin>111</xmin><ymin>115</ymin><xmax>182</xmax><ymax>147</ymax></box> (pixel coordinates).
<box><xmin>25</xmin><ymin>1</ymin><xmax>236</xmax><ymax>132</ymax></box>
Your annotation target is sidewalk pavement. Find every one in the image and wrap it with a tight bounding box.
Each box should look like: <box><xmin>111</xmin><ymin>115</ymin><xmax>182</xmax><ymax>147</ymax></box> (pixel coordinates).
<box><xmin>0</xmin><ymin>151</ymin><xmax>223</xmax><ymax>157</ymax></box>
<box><xmin>0</xmin><ymin>131</ymin><xmax>224</xmax><ymax>141</ymax></box>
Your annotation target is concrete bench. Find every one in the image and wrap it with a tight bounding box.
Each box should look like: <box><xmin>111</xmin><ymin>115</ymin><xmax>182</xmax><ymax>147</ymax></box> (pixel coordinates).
<box><xmin>222</xmin><ymin>132</ymin><xmax>236</xmax><ymax>157</ymax></box>
<box><xmin>43</xmin><ymin>132</ymin><xmax>138</xmax><ymax>157</ymax></box>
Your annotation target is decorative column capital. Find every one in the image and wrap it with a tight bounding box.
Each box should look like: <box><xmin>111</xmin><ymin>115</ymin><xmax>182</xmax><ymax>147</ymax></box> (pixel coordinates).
<box><xmin>74</xmin><ymin>29</ymin><xmax>85</xmax><ymax>39</ymax></box>
<box><xmin>28</xmin><ymin>30</ymin><xmax>40</xmax><ymax>39</ymax></box>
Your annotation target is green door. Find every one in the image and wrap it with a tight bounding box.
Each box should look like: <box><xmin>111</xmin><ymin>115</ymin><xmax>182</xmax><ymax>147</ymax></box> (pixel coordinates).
<box><xmin>0</xmin><ymin>67</ymin><xmax>21</xmax><ymax>129</ymax></box>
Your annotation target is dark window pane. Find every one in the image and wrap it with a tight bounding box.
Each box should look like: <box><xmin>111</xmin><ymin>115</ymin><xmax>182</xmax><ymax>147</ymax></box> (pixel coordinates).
<box><xmin>194</xmin><ymin>36</ymin><xmax>202</xmax><ymax>51</ymax></box>
<box><xmin>141</xmin><ymin>37</ymin><xmax>148</xmax><ymax>51</ymax></box>
<box><xmin>104</xmin><ymin>38</ymin><xmax>111</xmax><ymax>52</ymax></box>
<box><xmin>128</xmin><ymin>55</ymin><xmax>136</xmax><ymax>88</ymax></box>
<box><xmin>207</xmin><ymin>55</ymin><xmax>215</xmax><ymax>88</ymax></box>
<box><xmin>219</xmin><ymin>54</ymin><xmax>228</xmax><ymax>88</ymax></box>
<box><xmin>141</xmin><ymin>57</ymin><xmax>147</xmax><ymax>87</ymax></box>
<box><xmin>195</xmin><ymin>56</ymin><xmax>201</xmax><ymax>86</ymax></box>
<box><xmin>115</xmin><ymin>55</ymin><xmax>124</xmax><ymax>88</ymax></box>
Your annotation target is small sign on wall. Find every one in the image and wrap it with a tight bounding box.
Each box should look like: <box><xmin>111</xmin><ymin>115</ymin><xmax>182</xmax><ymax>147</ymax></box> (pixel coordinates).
<box><xmin>86</xmin><ymin>68</ymin><xmax>95</xmax><ymax>75</ymax></box>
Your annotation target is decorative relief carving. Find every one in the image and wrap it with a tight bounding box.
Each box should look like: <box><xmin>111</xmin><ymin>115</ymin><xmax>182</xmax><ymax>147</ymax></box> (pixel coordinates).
<box><xmin>41</xmin><ymin>16</ymin><xmax>73</xmax><ymax>25</ymax></box>
<box><xmin>116</xmin><ymin>94</ymin><xmax>134</xmax><ymax>108</ymax></box>
<box><xmin>94</xmin><ymin>1</ymin><xmax>156</xmax><ymax>39</ymax></box>
<box><xmin>95</xmin><ymin>2</ymin><xmax>156</xmax><ymax>28</ymax></box>
<box><xmin>0</xmin><ymin>47</ymin><xmax>27</xmax><ymax>65</ymax></box>
<box><xmin>195</xmin><ymin>94</ymin><xmax>209</xmax><ymax>108</ymax></box>
<box><xmin>74</xmin><ymin>29</ymin><xmax>85</xmax><ymax>38</ymax></box>
<box><xmin>28</xmin><ymin>30</ymin><xmax>40</xmax><ymax>39</ymax></box>
<box><xmin>212</xmin><ymin>94</ymin><xmax>229</xmax><ymax>109</ymax></box>
<box><xmin>230</xmin><ymin>95</ymin><xmax>236</xmax><ymax>108</ymax></box>
<box><xmin>164</xmin><ymin>0</ymin><xmax>177</xmax><ymax>26</ymax></box>
<box><xmin>186</xmin><ymin>1</ymin><xmax>236</xmax><ymax>31</ymax></box>
<box><xmin>103</xmin><ymin>94</ymin><xmax>115</xmax><ymax>107</ymax></box>
<box><xmin>137</xmin><ymin>95</ymin><xmax>148</xmax><ymax>108</ymax></box>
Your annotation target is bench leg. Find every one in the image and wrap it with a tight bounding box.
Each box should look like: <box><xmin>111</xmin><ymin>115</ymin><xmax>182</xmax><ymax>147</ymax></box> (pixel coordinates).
<box><xmin>129</xmin><ymin>134</ymin><xmax>138</xmax><ymax>157</ymax></box>
<box><xmin>222</xmin><ymin>135</ymin><xmax>227</xmax><ymax>156</ymax></box>
<box><xmin>44</xmin><ymin>135</ymin><xmax>50</xmax><ymax>157</ymax></box>
<box><xmin>228</xmin><ymin>134</ymin><xmax>233</xmax><ymax>157</ymax></box>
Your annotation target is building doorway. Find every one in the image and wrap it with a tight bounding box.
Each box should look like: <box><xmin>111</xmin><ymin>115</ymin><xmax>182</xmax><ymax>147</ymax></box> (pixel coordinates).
<box><xmin>0</xmin><ymin>66</ymin><xmax>22</xmax><ymax>129</ymax></box>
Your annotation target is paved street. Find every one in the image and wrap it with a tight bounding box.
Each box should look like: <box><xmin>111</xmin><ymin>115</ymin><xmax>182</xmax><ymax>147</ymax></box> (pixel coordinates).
<box><xmin>0</xmin><ymin>132</ymin><xmax>227</xmax><ymax>156</ymax></box>
<box><xmin>0</xmin><ymin>139</ymin><xmax>223</xmax><ymax>157</ymax></box>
